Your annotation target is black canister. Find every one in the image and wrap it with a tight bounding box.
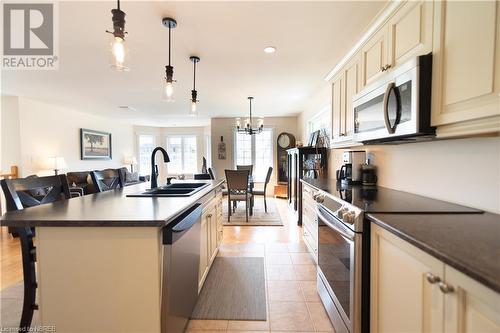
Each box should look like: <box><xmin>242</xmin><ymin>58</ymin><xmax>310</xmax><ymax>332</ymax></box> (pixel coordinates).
<box><xmin>361</xmin><ymin>159</ymin><xmax>377</xmax><ymax>185</ymax></box>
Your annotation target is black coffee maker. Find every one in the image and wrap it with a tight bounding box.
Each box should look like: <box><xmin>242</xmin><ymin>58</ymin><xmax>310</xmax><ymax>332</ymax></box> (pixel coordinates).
<box><xmin>336</xmin><ymin>151</ymin><xmax>366</xmax><ymax>184</ymax></box>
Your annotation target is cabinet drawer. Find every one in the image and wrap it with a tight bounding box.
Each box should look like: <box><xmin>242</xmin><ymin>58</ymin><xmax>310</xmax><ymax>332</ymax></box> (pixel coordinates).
<box><xmin>303</xmin><ymin>227</ymin><xmax>318</xmax><ymax>263</ymax></box>
<box><xmin>303</xmin><ymin>214</ymin><xmax>318</xmax><ymax>239</ymax></box>
<box><xmin>303</xmin><ymin>201</ymin><xmax>317</xmax><ymax>222</ymax></box>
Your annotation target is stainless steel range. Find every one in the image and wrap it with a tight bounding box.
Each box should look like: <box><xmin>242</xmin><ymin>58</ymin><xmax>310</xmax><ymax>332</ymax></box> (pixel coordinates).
<box><xmin>312</xmin><ymin>182</ymin><xmax>482</xmax><ymax>333</ymax></box>
<box><xmin>315</xmin><ymin>193</ymin><xmax>368</xmax><ymax>333</ymax></box>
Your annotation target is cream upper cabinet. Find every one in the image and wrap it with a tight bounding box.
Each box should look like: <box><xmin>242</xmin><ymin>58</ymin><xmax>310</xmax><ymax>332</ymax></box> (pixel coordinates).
<box><xmin>331</xmin><ymin>72</ymin><xmax>345</xmax><ymax>141</ymax></box>
<box><xmin>444</xmin><ymin>265</ymin><xmax>500</xmax><ymax>333</ymax></box>
<box><xmin>431</xmin><ymin>1</ymin><xmax>500</xmax><ymax>135</ymax></box>
<box><xmin>387</xmin><ymin>0</ymin><xmax>433</xmax><ymax>68</ymax></box>
<box><xmin>343</xmin><ymin>53</ymin><xmax>361</xmax><ymax>139</ymax></box>
<box><xmin>361</xmin><ymin>26</ymin><xmax>388</xmax><ymax>88</ymax></box>
<box><xmin>371</xmin><ymin>224</ymin><xmax>444</xmax><ymax>333</ymax></box>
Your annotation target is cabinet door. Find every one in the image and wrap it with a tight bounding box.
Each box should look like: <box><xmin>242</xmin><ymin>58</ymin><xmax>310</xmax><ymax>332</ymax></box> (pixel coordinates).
<box><xmin>343</xmin><ymin>53</ymin><xmax>361</xmax><ymax>138</ymax></box>
<box><xmin>371</xmin><ymin>224</ymin><xmax>444</xmax><ymax>333</ymax></box>
<box><xmin>361</xmin><ymin>27</ymin><xmax>388</xmax><ymax>88</ymax></box>
<box><xmin>216</xmin><ymin>197</ymin><xmax>223</xmax><ymax>246</ymax></box>
<box><xmin>209</xmin><ymin>206</ymin><xmax>218</xmax><ymax>263</ymax></box>
<box><xmin>331</xmin><ymin>72</ymin><xmax>345</xmax><ymax>141</ymax></box>
<box><xmin>387</xmin><ymin>1</ymin><xmax>433</xmax><ymax>68</ymax></box>
<box><xmin>199</xmin><ymin>212</ymin><xmax>209</xmax><ymax>291</ymax></box>
<box><xmin>431</xmin><ymin>1</ymin><xmax>500</xmax><ymax>131</ymax></box>
<box><xmin>444</xmin><ymin>265</ymin><xmax>500</xmax><ymax>333</ymax></box>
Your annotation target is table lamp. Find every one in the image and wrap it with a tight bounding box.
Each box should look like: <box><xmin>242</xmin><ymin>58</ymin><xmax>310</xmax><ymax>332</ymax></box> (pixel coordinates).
<box><xmin>48</xmin><ymin>157</ymin><xmax>67</xmax><ymax>175</ymax></box>
<box><xmin>124</xmin><ymin>156</ymin><xmax>138</xmax><ymax>172</ymax></box>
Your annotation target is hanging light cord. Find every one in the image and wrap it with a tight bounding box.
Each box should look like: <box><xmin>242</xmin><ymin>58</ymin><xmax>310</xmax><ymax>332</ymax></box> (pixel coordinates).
<box><xmin>249</xmin><ymin>98</ymin><xmax>252</xmax><ymax>125</ymax></box>
<box><xmin>193</xmin><ymin>60</ymin><xmax>197</xmax><ymax>91</ymax></box>
<box><xmin>168</xmin><ymin>26</ymin><xmax>171</xmax><ymax>66</ymax></box>
<box><xmin>117</xmin><ymin>0</ymin><xmax>120</xmax><ymax>11</ymax></box>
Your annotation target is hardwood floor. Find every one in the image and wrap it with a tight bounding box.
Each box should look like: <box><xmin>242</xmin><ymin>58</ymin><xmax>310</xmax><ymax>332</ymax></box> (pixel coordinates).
<box><xmin>0</xmin><ymin>198</ymin><xmax>332</xmax><ymax>332</ymax></box>
<box><xmin>0</xmin><ymin>226</ymin><xmax>22</xmax><ymax>290</ymax></box>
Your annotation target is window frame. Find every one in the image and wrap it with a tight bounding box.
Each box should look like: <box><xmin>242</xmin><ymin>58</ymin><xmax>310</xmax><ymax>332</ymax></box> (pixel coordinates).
<box><xmin>233</xmin><ymin>127</ymin><xmax>274</xmax><ymax>182</ymax></box>
<box><xmin>137</xmin><ymin>134</ymin><xmax>156</xmax><ymax>176</ymax></box>
<box><xmin>165</xmin><ymin>134</ymin><xmax>198</xmax><ymax>176</ymax></box>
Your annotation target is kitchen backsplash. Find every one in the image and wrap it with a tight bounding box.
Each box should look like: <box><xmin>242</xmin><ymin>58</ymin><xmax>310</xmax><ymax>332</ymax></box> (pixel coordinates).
<box><xmin>327</xmin><ymin>136</ymin><xmax>500</xmax><ymax>214</ymax></box>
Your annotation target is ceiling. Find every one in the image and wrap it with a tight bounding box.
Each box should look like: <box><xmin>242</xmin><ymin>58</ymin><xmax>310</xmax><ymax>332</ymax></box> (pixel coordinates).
<box><xmin>1</xmin><ymin>1</ymin><xmax>386</xmax><ymax>127</ymax></box>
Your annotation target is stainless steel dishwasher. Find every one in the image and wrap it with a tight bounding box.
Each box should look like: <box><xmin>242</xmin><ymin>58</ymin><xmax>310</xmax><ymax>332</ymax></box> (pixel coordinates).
<box><xmin>161</xmin><ymin>203</ymin><xmax>202</xmax><ymax>333</ymax></box>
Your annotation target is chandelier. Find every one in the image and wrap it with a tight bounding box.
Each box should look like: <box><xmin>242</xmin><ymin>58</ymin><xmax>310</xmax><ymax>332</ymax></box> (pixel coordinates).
<box><xmin>236</xmin><ymin>97</ymin><xmax>264</xmax><ymax>135</ymax></box>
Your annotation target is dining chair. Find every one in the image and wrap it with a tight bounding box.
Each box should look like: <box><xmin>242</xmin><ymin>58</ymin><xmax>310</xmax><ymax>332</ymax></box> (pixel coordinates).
<box><xmin>0</xmin><ymin>174</ymin><xmax>71</xmax><ymax>331</ymax></box>
<box><xmin>237</xmin><ymin>165</ymin><xmax>253</xmax><ymax>175</ymax></box>
<box><xmin>90</xmin><ymin>169</ymin><xmax>123</xmax><ymax>192</ymax></box>
<box><xmin>225</xmin><ymin>169</ymin><xmax>252</xmax><ymax>222</ymax></box>
<box><xmin>252</xmin><ymin>167</ymin><xmax>273</xmax><ymax>213</ymax></box>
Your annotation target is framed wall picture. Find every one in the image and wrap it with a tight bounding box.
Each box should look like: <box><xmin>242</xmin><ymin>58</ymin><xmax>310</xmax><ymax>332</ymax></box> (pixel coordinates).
<box><xmin>80</xmin><ymin>128</ymin><xmax>112</xmax><ymax>160</ymax></box>
<box><xmin>311</xmin><ymin>130</ymin><xmax>320</xmax><ymax>147</ymax></box>
<box><xmin>218</xmin><ymin>136</ymin><xmax>226</xmax><ymax>160</ymax></box>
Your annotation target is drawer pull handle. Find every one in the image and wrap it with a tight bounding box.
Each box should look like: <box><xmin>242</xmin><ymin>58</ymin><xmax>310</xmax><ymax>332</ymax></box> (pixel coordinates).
<box><xmin>425</xmin><ymin>272</ymin><xmax>441</xmax><ymax>284</ymax></box>
<box><xmin>438</xmin><ymin>282</ymin><xmax>454</xmax><ymax>294</ymax></box>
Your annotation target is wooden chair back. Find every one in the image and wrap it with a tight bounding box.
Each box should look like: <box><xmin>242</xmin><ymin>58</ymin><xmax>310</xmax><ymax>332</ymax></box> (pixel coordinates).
<box><xmin>1</xmin><ymin>174</ymin><xmax>70</xmax><ymax>211</ymax></box>
<box><xmin>225</xmin><ymin>170</ymin><xmax>250</xmax><ymax>192</ymax></box>
<box><xmin>237</xmin><ymin>165</ymin><xmax>253</xmax><ymax>175</ymax></box>
<box><xmin>263</xmin><ymin>167</ymin><xmax>273</xmax><ymax>191</ymax></box>
<box><xmin>90</xmin><ymin>169</ymin><xmax>123</xmax><ymax>192</ymax></box>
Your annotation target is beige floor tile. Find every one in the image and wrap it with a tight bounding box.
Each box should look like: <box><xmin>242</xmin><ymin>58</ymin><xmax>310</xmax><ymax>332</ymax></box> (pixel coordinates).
<box><xmin>293</xmin><ymin>265</ymin><xmax>317</xmax><ymax>281</ymax></box>
<box><xmin>290</xmin><ymin>253</ymin><xmax>315</xmax><ymax>265</ymax></box>
<box><xmin>306</xmin><ymin>303</ymin><xmax>334</xmax><ymax>332</ymax></box>
<box><xmin>187</xmin><ymin>330</ymin><xmax>227</xmax><ymax>333</ymax></box>
<box><xmin>268</xmin><ymin>281</ymin><xmax>304</xmax><ymax>302</ymax></box>
<box><xmin>227</xmin><ymin>320</ymin><xmax>270</xmax><ymax>331</ymax></box>
<box><xmin>265</xmin><ymin>243</ymin><xmax>290</xmax><ymax>253</ymax></box>
<box><xmin>188</xmin><ymin>320</ymin><xmax>229</xmax><ymax>330</ymax></box>
<box><xmin>299</xmin><ymin>281</ymin><xmax>321</xmax><ymax>302</ymax></box>
<box><xmin>266</xmin><ymin>265</ymin><xmax>297</xmax><ymax>281</ymax></box>
<box><xmin>266</xmin><ymin>253</ymin><xmax>292</xmax><ymax>265</ymax></box>
<box><xmin>269</xmin><ymin>301</ymin><xmax>315</xmax><ymax>331</ymax></box>
<box><xmin>218</xmin><ymin>251</ymin><xmax>265</xmax><ymax>258</ymax></box>
<box><xmin>287</xmin><ymin>243</ymin><xmax>309</xmax><ymax>253</ymax></box>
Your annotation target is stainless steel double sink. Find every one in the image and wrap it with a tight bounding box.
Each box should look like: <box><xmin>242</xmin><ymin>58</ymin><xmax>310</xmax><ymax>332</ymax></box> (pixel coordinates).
<box><xmin>127</xmin><ymin>182</ymin><xmax>210</xmax><ymax>197</ymax></box>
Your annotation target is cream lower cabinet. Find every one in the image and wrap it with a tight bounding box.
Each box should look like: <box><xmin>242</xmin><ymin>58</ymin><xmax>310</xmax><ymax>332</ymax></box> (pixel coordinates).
<box><xmin>302</xmin><ymin>184</ymin><xmax>318</xmax><ymax>263</ymax></box>
<box><xmin>431</xmin><ymin>1</ymin><xmax>500</xmax><ymax>137</ymax></box>
<box><xmin>198</xmin><ymin>192</ymin><xmax>223</xmax><ymax>292</ymax></box>
<box><xmin>371</xmin><ymin>224</ymin><xmax>500</xmax><ymax>333</ymax></box>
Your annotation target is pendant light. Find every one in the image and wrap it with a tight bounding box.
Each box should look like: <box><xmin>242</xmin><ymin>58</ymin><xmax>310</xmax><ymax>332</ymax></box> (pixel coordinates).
<box><xmin>235</xmin><ymin>97</ymin><xmax>264</xmax><ymax>135</ymax></box>
<box><xmin>106</xmin><ymin>0</ymin><xmax>129</xmax><ymax>71</ymax></box>
<box><xmin>162</xmin><ymin>17</ymin><xmax>177</xmax><ymax>102</ymax></box>
<box><xmin>189</xmin><ymin>56</ymin><xmax>200</xmax><ymax>116</ymax></box>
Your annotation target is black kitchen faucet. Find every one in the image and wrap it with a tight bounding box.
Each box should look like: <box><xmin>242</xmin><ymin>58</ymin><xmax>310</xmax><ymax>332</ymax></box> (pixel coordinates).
<box><xmin>150</xmin><ymin>147</ymin><xmax>170</xmax><ymax>189</ymax></box>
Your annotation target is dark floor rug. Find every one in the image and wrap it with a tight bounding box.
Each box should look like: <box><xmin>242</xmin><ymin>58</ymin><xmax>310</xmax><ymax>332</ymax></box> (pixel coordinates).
<box><xmin>191</xmin><ymin>257</ymin><xmax>266</xmax><ymax>321</ymax></box>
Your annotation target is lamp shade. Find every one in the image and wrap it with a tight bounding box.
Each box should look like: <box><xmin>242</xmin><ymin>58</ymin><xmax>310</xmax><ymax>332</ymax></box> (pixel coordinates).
<box><xmin>124</xmin><ymin>156</ymin><xmax>138</xmax><ymax>165</ymax></box>
<box><xmin>48</xmin><ymin>157</ymin><xmax>67</xmax><ymax>170</ymax></box>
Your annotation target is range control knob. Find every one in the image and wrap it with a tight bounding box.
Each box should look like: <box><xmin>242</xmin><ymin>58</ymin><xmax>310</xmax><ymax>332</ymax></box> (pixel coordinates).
<box><xmin>337</xmin><ymin>207</ymin><xmax>348</xmax><ymax>219</ymax></box>
<box><xmin>315</xmin><ymin>194</ymin><xmax>325</xmax><ymax>203</ymax></box>
<box><xmin>343</xmin><ymin>211</ymin><xmax>356</xmax><ymax>224</ymax></box>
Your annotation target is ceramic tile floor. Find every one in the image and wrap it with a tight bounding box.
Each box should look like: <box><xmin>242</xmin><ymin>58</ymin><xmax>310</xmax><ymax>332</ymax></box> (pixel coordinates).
<box><xmin>187</xmin><ymin>198</ymin><xmax>335</xmax><ymax>333</ymax></box>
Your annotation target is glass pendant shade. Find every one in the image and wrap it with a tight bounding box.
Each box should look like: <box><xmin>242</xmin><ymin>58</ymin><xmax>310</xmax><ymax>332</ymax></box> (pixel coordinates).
<box><xmin>189</xmin><ymin>101</ymin><xmax>198</xmax><ymax>116</ymax></box>
<box><xmin>163</xmin><ymin>80</ymin><xmax>174</xmax><ymax>102</ymax></box>
<box><xmin>110</xmin><ymin>36</ymin><xmax>129</xmax><ymax>71</ymax></box>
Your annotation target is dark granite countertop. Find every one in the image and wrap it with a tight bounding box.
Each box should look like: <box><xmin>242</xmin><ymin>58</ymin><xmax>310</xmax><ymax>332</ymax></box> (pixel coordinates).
<box><xmin>368</xmin><ymin>213</ymin><xmax>500</xmax><ymax>294</ymax></box>
<box><xmin>0</xmin><ymin>180</ymin><xmax>225</xmax><ymax>227</ymax></box>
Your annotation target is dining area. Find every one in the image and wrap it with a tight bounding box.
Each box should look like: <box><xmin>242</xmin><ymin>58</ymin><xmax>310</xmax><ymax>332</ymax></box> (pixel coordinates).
<box><xmin>207</xmin><ymin>165</ymin><xmax>275</xmax><ymax>224</ymax></box>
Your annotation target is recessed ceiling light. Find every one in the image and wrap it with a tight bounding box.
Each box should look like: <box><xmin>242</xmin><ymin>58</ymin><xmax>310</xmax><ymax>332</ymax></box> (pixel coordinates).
<box><xmin>264</xmin><ymin>46</ymin><xmax>276</xmax><ymax>54</ymax></box>
<box><xmin>118</xmin><ymin>105</ymin><xmax>136</xmax><ymax>111</ymax></box>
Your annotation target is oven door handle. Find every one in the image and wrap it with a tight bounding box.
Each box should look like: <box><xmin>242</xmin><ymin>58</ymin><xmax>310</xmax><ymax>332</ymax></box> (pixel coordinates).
<box><xmin>316</xmin><ymin>207</ymin><xmax>355</xmax><ymax>241</ymax></box>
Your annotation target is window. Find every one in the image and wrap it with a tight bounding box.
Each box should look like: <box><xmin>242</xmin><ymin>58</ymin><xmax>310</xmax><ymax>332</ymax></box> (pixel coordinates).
<box><xmin>234</xmin><ymin>128</ymin><xmax>273</xmax><ymax>182</ymax></box>
<box><xmin>138</xmin><ymin>135</ymin><xmax>155</xmax><ymax>175</ymax></box>
<box><xmin>205</xmin><ymin>135</ymin><xmax>212</xmax><ymax>168</ymax></box>
<box><xmin>308</xmin><ymin>105</ymin><xmax>331</xmax><ymax>139</ymax></box>
<box><xmin>166</xmin><ymin>135</ymin><xmax>198</xmax><ymax>175</ymax></box>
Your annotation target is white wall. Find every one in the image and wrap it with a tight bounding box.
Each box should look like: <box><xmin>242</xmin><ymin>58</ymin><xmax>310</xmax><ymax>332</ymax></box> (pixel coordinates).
<box><xmin>1</xmin><ymin>96</ymin><xmax>134</xmax><ymax>176</ymax></box>
<box><xmin>210</xmin><ymin>116</ymin><xmax>298</xmax><ymax>191</ymax></box>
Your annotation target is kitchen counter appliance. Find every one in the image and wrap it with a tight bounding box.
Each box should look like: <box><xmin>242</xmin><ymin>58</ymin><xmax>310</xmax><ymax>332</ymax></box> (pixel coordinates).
<box><xmin>161</xmin><ymin>203</ymin><xmax>202</xmax><ymax>333</ymax></box>
<box><xmin>336</xmin><ymin>151</ymin><xmax>366</xmax><ymax>185</ymax></box>
<box><xmin>353</xmin><ymin>53</ymin><xmax>434</xmax><ymax>143</ymax></box>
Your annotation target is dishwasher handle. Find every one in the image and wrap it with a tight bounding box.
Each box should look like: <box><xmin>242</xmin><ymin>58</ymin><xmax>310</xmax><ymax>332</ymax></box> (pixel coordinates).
<box><xmin>163</xmin><ymin>203</ymin><xmax>202</xmax><ymax>245</ymax></box>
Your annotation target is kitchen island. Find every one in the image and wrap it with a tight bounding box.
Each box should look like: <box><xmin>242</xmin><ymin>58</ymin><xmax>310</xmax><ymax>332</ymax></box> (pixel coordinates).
<box><xmin>0</xmin><ymin>180</ymin><xmax>225</xmax><ymax>333</ymax></box>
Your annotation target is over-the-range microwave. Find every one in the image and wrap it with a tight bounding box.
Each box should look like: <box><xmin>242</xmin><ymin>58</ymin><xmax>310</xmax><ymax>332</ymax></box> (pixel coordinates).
<box><xmin>352</xmin><ymin>53</ymin><xmax>435</xmax><ymax>144</ymax></box>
